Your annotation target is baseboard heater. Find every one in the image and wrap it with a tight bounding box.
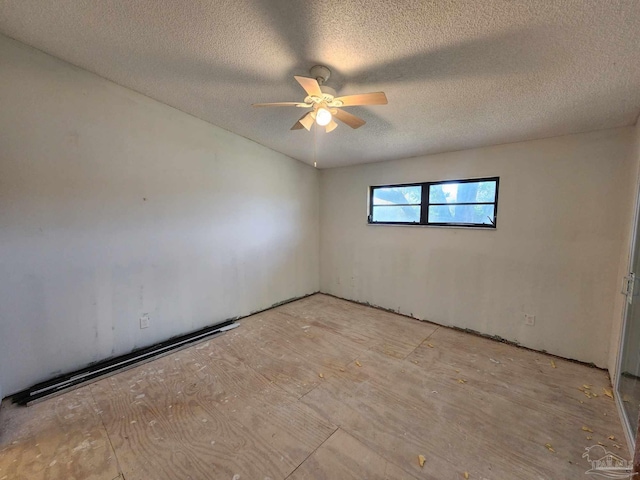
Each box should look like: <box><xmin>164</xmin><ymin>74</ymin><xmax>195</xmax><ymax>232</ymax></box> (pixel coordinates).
<box><xmin>12</xmin><ymin>320</ymin><xmax>239</xmax><ymax>406</ymax></box>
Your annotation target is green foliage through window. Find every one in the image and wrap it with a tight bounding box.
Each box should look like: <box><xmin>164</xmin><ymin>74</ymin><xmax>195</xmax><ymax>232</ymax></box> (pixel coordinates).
<box><xmin>368</xmin><ymin>177</ymin><xmax>499</xmax><ymax>228</ymax></box>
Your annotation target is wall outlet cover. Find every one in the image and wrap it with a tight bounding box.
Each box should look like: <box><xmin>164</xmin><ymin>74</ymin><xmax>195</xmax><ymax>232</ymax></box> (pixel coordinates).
<box><xmin>524</xmin><ymin>314</ymin><xmax>535</xmax><ymax>326</ymax></box>
<box><xmin>140</xmin><ymin>314</ymin><xmax>150</xmax><ymax>329</ymax></box>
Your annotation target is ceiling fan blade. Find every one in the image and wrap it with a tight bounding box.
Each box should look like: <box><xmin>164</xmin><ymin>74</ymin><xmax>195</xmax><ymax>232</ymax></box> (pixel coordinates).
<box><xmin>333</xmin><ymin>109</ymin><xmax>366</xmax><ymax>129</ymax></box>
<box><xmin>334</xmin><ymin>92</ymin><xmax>388</xmax><ymax>106</ymax></box>
<box><xmin>294</xmin><ymin>76</ymin><xmax>322</xmax><ymax>97</ymax></box>
<box><xmin>299</xmin><ymin>112</ymin><xmax>315</xmax><ymax>130</ymax></box>
<box><xmin>325</xmin><ymin>119</ymin><xmax>338</xmax><ymax>133</ymax></box>
<box><xmin>252</xmin><ymin>102</ymin><xmax>306</xmax><ymax>107</ymax></box>
<box><xmin>291</xmin><ymin>112</ymin><xmax>314</xmax><ymax>131</ymax></box>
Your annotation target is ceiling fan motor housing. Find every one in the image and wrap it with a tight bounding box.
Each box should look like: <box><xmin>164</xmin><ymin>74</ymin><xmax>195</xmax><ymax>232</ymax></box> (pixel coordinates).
<box><xmin>304</xmin><ymin>85</ymin><xmax>338</xmax><ymax>106</ymax></box>
<box><xmin>309</xmin><ymin>65</ymin><xmax>331</xmax><ymax>85</ymax></box>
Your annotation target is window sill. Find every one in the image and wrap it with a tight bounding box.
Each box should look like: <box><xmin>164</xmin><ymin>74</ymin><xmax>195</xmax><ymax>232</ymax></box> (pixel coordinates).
<box><xmin>367</xmin><ymin>222</ymin><xmax>497</xmax><ymax>230</ymax></box>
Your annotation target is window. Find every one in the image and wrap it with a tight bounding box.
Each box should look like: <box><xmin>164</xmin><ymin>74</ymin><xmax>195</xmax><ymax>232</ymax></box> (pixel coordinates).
<box><xmin>370</xmin><ymin>184</ymin><xmax>422</xmax><ymax>223</ymax></box>
<box><xmin>368</xmin><ymin>177</ymin><xmax>499</xmax><ymax>228</ymax></box>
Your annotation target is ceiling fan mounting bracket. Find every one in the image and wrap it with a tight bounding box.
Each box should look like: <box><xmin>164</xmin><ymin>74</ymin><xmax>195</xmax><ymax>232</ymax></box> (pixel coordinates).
<box><xmin>309</xmin><ymin>65</ymin><xmax>331</xmax><ymax>85</ymax></box>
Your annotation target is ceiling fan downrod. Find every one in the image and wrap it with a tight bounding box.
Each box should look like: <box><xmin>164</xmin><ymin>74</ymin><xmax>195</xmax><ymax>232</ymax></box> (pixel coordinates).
<box><xmin>309</xmin><ymin>65</ymin><xmax>331</xmax><ymax>86</ymax></box>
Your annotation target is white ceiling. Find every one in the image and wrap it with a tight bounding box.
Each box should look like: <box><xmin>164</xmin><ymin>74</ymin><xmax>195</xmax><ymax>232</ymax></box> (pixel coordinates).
<box><xmin>1</xmin><ymin>1</ymin><xmax>639</xmax><ymax>168</ymax></box>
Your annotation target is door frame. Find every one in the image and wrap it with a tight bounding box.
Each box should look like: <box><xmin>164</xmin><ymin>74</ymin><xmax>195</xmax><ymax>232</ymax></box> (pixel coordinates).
<box><xmin>614</xmin><ymin>173</ymin><xmax>640</xmax><ymax>451</ymax></box>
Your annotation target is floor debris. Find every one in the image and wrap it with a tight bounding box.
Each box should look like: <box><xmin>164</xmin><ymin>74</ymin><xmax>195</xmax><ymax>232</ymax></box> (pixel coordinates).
<box><xmin>1</xmin><ymin>294</ymin><xmax>629</xmax><ymax>479</ymax></box>
<box><xmin>579</xmin><ymin>387</ymin><xmax>594</xmax><ymax>399</ymax></box>
<box><xmin>581</xmin><ymin>426</ymin><xmax>593</xmax><ymax>433</ymax></box>
<box><xmin>603</xmin><ymin>388</ymin><xmax>614</xmax><ymax>399</ymax></box>
<box><xmin>550</xmin><ymin>360</ymin><xmax>556</xmax><ymax>368</ymax></box>
<box><xmin>355</xmin><ymin>360</ymin><xmax>362</xmax><ymax>367</ymax></box>
<box><xmin>418</xmin><ymin>454</ymin><xmax>426</xmax><ymax>467</ymax></box>
<box><xmin>457</xmin><ymin>379</ymin><xmax>466</xmax><ymax>384</ymax></box>
<box><xmin>545</xmin><ymin>443</ymin><xmax>555</xmax><ymax>453</ymax></box>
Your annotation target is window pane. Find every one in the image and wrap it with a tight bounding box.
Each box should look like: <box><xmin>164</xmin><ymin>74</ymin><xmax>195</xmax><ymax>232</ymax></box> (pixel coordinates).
<box><xmin>429</xmin><ymin>180</ymin><xmax>496</xmax><ymax>204</ymax></box>
<box><xmin>372</xmin><ymin>206</ymin><xmax>420</xmax><ymax>223</ymax></box>
<box><xmin>373</xmin><ymin>186</ymin><xmax>421</xmax><ymax>205</ymax></box>
<box><xmin>428</xmin><ymin>204</ymin><xmax>495</xmax><ymax>225</ymax></box>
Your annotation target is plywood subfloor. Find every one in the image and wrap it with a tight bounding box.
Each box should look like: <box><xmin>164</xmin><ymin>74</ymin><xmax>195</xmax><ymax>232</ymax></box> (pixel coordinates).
<box><xmin>0</xmin><ymin>294</ymin><xmax>629</xmax><ymax>479</ymax></box>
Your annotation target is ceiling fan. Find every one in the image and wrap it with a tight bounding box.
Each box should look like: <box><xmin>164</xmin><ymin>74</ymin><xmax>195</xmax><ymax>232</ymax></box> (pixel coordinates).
<box><xmin>252</xmin><ymin>65</ymin><xmax>388</xmax><ymax>133</ymax></box>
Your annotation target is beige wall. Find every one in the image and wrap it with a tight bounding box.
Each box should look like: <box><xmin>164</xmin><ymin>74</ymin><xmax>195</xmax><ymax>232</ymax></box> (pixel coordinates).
<box><xmin>0</xmin><ymin>35</ymin><xmax>319</xmax><ymax>396</ymax></box>
<box><xmin>320</xmin><ymin>128</ymin><xmax>636</xmax><ymax>367</ymax></box>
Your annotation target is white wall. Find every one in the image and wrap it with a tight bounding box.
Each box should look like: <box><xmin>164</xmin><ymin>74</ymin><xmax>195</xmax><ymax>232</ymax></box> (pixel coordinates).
<box><xmin>0</xmin><ymin>35</ymin><xmax>319</xmax><ymax>396</ymax></box>
<box><xmin>320</xmin><ymin>128</ymin><xmax>636</xmax><ymax>367</ymax></box>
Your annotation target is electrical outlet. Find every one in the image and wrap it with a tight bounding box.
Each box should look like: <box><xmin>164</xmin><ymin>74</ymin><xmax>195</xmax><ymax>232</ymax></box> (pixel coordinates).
<box><xmin>524</xmin><ymin>314</ymin><xmax>535</xmax><ymax>326</ymax></box>
<box><xmin>140</xmin><ymin>314</ymin><xmax>150</xmax><ymax>329</ymax></box>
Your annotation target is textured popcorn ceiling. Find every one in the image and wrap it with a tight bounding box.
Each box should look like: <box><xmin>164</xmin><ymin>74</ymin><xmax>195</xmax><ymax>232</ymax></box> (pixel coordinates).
<box><xmin>1</xmin><ymin>1</ymin><xmax>639</xmax><ymax>168</ymax></box>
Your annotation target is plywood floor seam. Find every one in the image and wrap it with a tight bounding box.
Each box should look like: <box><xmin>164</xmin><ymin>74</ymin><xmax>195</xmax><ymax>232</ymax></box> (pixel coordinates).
<box><xmin>400</xmin><ymin>326</ymin><xmax>441</xmax><ymax>362</ymax></box>
<box><xmin>0</xmin><ymin>293</ymin><xmax>629</xmax><ymax>479</ymax></box>
<box><xmin>88</xmin><ymin>386</ymin><xmax>125</xmax><ymax>480</ymax></box>
<box><xmin>283</xmin><ymin>426</ymin><xmax>340</xmax><ymax>480</ymax></box>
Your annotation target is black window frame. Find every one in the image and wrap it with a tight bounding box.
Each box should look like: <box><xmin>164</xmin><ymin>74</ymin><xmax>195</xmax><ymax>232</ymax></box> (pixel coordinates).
<box><xmin>368</xmin><ymin>176</ymin><xmax>499</xmax><ymax>228</ymax></box>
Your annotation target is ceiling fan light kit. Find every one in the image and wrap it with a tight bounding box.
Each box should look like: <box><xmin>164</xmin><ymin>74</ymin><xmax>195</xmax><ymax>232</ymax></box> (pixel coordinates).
<box><xmin>252</xmin><ymin>65</ymin><xmax>388</xmax><ymax>133</ymax></box>
<box><xmin>315</xmin><ymin>107</ymin><xmax>332</xmax><ymax>126</ymax></box>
